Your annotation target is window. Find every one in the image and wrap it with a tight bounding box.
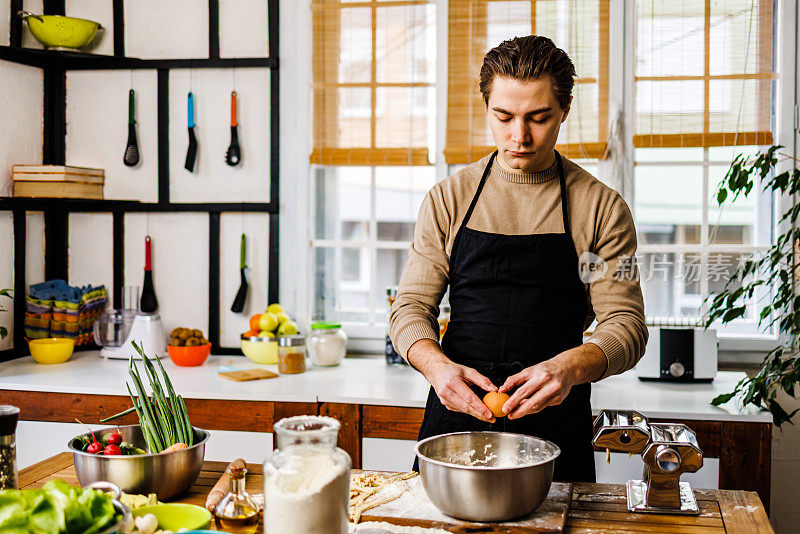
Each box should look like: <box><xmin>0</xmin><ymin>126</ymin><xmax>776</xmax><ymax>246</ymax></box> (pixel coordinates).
<box><xmin>308</xmin><ymin>0</ymin><xmax>787</xmax><ymax>344</ymax></box>
<box><xmin>311</xmin><ymin>0</ymin><xmax>437</xmax><ymax>328</ymax></box>
<box><xmin>632</xmin><ymin>0</ymin><xmax>776</xmax><ymax>335</ymax></box>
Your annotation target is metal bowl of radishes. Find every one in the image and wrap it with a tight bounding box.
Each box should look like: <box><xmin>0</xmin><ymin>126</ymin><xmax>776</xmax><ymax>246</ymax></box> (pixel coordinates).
<box><xmin>69</xmin><ymin>424</ymin><xmax>209</xmax><ymax>500</ymax></box>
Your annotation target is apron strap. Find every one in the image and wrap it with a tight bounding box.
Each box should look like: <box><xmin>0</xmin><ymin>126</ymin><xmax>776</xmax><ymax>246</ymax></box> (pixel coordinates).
<box><xmin>459</xmin><ymin>151</ymin><xmax>497</xmax><ymax>232</ymax></box>
<box><xmin>555</xmin><ymin>150</ymin><xmax>572</xmax><ymax>239</ymax></box>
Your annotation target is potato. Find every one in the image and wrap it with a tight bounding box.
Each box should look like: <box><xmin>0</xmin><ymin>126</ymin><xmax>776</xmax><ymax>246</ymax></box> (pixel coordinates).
<box><xmin>185</xmin><ymin>337</ymin><xmax>201</xmax><ymax>347</ymax></box>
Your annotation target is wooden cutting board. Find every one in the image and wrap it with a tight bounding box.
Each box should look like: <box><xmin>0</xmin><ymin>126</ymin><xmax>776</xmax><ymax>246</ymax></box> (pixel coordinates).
<box><xmin>358</xmin><ymin>476</ymin><xmax>572</xmax><ymax>533</ymax></box>
<box><xmin>217</xmin><ymin>369</ymin><xmax>278</xmax><ymax>381</ymax></box>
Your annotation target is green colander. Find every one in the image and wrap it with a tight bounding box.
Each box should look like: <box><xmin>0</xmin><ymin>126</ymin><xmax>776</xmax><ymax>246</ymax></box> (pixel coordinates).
<box><xmin>18</xmin><ymin>10</ymin><xmax>102</xmax><ymax>50</ymax></box>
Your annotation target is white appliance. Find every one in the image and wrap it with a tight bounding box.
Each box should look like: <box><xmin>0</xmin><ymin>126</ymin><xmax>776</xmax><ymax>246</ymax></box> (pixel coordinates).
<box><xmin>636</xmin><ymin>327</ymin><xmax>717</xmax><ymax>382</ymax></box>
<box><xmin>93</xmin><ymin>310</ymin><xmax>167</xmax><ymax>360</ymax></box>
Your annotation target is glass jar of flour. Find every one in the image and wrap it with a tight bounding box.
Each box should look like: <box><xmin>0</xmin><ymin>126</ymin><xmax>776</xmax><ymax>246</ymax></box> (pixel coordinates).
<box><xmin>263</xmin><ymin>416</ymin><xmax>352</xmax><ymax>534</ymax></box>
<box><xmin>307</xmin><ymin>322</ymin><xmax>347</xmax><ymax>366</ymax></box>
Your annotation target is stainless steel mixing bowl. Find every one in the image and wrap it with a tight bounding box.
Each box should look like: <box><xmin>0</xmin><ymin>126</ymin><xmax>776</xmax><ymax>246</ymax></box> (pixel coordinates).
<box><xmin>414</xmin><ymin>431</ymin><xmax>560</xmax><ymax>522</ymax></box>
<box><xmin>69</xmin><ymin>424</ymin><xmax>209</xmax><ymax>500</ymax></box>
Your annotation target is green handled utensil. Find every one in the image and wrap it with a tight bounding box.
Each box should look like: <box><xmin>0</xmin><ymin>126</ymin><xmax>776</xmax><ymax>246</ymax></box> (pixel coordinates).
<box><xmin>123</xmin><ymin>89</ymin><xmax>139</xmax><ymax>167</ymax></box>
<box><xmin>230</xmin><ymin>234</ymin><xmax>248</xmax><ymax>313</ymax></box>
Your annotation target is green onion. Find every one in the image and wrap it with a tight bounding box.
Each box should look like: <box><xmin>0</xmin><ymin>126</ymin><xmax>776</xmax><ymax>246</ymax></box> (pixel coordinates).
<box><xmin>120</xmin><ymin>341</ymin><xmax>193</xmax><ymax>453</ymax></box>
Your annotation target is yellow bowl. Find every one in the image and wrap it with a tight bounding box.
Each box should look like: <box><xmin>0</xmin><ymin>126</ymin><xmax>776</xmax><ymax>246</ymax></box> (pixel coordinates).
<box><xmin>23</xmin><ymin>13</ymin><xmax>102</xmax><ymax>49</ymax></box>
<box><xmin>240</xmin><ymin>336</ymin><xmax>278</xmax><ymax>364</ymax></box>
<box><xmin>29</xmin><ymin>337</ymin><xmax>75</xmax><ymax>364</ymax></box>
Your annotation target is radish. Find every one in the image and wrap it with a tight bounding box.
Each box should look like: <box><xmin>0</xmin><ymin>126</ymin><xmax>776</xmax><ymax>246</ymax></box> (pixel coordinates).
<box><xmin>76</xmin><ymin>418</ymin><xmax>103</xmax><ymax>455</ymax></box>
<box><xmin>104</xmin><ymin>444</ymin><xmax>122</xmax><ymax>455</ymax></box>
<box><xmin>105</xmin><ymin>430</ymin><xmax>122</xmax><ymax>446</ymax></box>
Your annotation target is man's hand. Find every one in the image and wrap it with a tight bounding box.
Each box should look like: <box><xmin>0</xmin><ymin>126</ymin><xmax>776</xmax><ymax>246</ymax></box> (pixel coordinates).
<box><xmin>498</xmin><ymin>343</ymin><xmax>607</xmax><ymax>420</ymax></box>
<box><xmin>408</xmin><ymin>338</ymin><xmax>497</xmax><ymax>423</ymax></box>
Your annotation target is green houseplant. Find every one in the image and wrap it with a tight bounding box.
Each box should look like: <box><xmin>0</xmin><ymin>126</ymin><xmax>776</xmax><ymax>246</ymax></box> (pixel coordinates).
<box><xmin>0</xmin><ymin>288</ymin><xmax>11</xmax><ymax>339</ymax></box>
<box><xmin>706</xmin><ymin>145</ymin><xmax>800</xmax><ymax>426</ymax></box>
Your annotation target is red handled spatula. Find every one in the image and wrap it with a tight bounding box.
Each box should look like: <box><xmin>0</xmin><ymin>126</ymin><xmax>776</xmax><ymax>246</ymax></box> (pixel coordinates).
<box><xmin>225</xmin><ymin>91</ymin><xmax>241</xmax><ymax>166</ymax></box>
<box><xmin>140</xmin><ymin>236</ymin><xmax>158</xmax><ymax>313</ymax></box>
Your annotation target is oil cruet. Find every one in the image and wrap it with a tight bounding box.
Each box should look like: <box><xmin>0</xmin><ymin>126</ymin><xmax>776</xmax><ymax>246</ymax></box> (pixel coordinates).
<box><xmin>213</xmin><ymin>465</ymin><xmax>260</xmax><ymax>533</ymax></box>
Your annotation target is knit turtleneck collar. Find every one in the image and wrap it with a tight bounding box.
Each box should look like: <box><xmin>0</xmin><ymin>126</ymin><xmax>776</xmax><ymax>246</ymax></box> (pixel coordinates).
<box><xmin>491</xmin><ymin>155</ymin><xmax>560</xmax><ymax>184</ymax></box>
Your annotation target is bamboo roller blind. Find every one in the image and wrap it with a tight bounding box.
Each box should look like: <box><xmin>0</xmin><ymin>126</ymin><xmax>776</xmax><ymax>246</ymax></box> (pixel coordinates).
<box><xmin>311</xmin><ymin>0</ymin><xmax>435</xmax><ymax>166</ymax></box>
<box><xmin>445</xmin><ymin>0</ymin><xmax>610</xmax><ymax>164</ymax></box>
<box><xmin>634</xmin><ymin>0</ymin><xmax>774</xmax><ymax>148</ymax></box>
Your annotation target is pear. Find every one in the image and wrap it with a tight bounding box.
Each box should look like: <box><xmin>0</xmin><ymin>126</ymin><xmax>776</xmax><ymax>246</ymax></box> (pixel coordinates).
<box><xmin>266</xmin><ymin>303</ymin><xmax>285</xmax><ymax>315</ymax></box>
<box><xmin>277</xmin><ymin>320</ymin><xmax>299</xmax><ymax>336</ymax></box>
<box><xmin>257</xmin><ymin>330</ymin><xmax>276</xmax><ymax>338</ymax></box>
<box><xmin>258</xmin><ymin>312</ymin><xmax>279</xmax><ymax>332</ymax></box>
<box><xmin>275</xmin><ymin>311</ymin><xmax>291</xmax><ymax>325</ymax></box>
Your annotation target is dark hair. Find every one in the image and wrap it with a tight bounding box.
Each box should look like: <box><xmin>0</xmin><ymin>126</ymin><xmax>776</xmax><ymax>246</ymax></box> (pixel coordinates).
<box><xmin>479</xmin><ymin>35</ymin><xmax>576</xmax><ymax>110</ymax></box>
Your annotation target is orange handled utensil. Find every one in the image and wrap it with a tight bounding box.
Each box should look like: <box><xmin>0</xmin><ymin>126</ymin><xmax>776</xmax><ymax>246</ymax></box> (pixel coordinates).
<box><xmin>225</xmin><ymin>91</ymin><xmax>240</xmax><ymax>166</ymax></box>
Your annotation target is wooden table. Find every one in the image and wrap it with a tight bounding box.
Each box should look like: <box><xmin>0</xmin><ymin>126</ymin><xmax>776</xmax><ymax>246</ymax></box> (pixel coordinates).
<box><xmin>19</xmin><ymin>453</ymin><xmax>773</xmax><ymax>533</ymax></box>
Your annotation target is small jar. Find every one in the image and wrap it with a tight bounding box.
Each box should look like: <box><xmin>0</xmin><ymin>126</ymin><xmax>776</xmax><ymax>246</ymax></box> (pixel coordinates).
<box><xmin>307</xmin><ymin>322</ymin><xmax>347</xmax><ymax>367</ymax></box>
<box><xmin>278</xmin><ymin>335</ymin><xmax>307</xmax><ymax>374</ymax></box>
<box><xmin>0</xmin><ymin>405</ymin><xmax>20</xmax><ymax>490</ymax></box>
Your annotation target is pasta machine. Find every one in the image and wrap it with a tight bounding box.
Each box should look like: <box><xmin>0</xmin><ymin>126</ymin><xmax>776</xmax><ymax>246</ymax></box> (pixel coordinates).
<box><xmin>592</xmin><ymin>409</ymin><xmax>703</xmax><ymax>515</ymax></box>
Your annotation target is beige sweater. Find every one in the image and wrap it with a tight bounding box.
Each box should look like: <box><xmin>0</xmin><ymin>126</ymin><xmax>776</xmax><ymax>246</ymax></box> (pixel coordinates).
<box><xmin>389</xmin><ymin>154</ymin><xmax>648</xmax><ymax>379</ymax></box>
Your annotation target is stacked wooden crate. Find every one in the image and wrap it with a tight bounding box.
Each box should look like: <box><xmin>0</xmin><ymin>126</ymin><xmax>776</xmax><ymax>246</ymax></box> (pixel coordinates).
<box><xmin>12</xmin><ymin>165</ymin><xmax>104</xmax><ymax>199</ymax></box>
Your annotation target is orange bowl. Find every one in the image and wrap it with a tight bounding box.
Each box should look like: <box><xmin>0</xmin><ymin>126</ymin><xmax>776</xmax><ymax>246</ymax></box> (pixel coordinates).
<box><xmin>167</xmin><ymin>343</ymin><xmax>211</xmax><ymax>367</ymax></box>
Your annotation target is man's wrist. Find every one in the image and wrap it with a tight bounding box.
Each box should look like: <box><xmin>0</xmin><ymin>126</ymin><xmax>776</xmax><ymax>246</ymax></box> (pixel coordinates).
<box><xmin>407</xmin><ymin>338</ymin><xmax>450</xmax><ymax>377</ymax></box>
<box><xmin>553</xmin><ymin>343</ymin><xmax>607</xmax><ymax>385</ymax></box>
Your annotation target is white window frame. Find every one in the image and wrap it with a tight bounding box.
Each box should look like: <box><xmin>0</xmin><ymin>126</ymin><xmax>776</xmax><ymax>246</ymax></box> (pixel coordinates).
<box><xmin>293</xmin><ymin>0</ymin><xmax>798</xmax><ymax>357</ymax></box>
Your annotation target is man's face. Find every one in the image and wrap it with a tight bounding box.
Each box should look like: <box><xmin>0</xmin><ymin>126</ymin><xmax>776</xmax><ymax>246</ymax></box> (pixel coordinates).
<box><xmin>486</xmin><ymin>75</ymin><xmax>571</xmax><ymax>173</ymax></box>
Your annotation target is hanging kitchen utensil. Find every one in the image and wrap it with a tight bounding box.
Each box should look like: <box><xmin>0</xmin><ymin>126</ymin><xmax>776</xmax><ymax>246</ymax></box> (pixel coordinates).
<box><xmin>184</xmin><ymin>91</ymin><xmax>198</xmax><ymax>172</ymax></box>
<box><xmin>123</xmin><ymin>89</ymin><xmax>139</xmax><ymax>167</ymax></box>
<box><xmin>230</xmin><ymin>234</ymin><xmax>249</xmax><ymax>313</ymax></box>
<box><xmin>140</xmin><ymin>236</ymin><xmax>158</xmax><ymax>313</ymax></box>
<box><xmin>225</xmin><ymin>91</ymin><xmax>241</xmax><ymax>166</ymax></box>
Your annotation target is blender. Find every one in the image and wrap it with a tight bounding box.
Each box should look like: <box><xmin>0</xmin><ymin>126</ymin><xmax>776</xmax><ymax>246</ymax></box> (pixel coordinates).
<box><xmin>93</xmin><ymin>287</ymin><xmax>166</xmax><ymax>359</ymax></box>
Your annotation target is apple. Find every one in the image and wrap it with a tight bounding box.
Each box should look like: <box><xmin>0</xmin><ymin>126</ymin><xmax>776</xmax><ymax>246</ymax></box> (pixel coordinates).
<box><xmin>258</xmin><ymin>312</ymin><xmax>279</xmax><ymax>332</ymax></box>
<box><xmin>257</xmin><ymin>330</ymin><xmax>276</xmax><ymax>338</ymax></box>
<box><xmin>277</xmin><ymin>320</ymin><xmax>299</xmax><ymax>336</ymax></box>
<box><xmin>266</xmin><ymin>303</ymin><xmax>285</xmax><ymax>315</ymax></box>
<box><xmin>275</xmin><ymin>311</ymin><xmax>290</xmax><ymax>325</ymax></box>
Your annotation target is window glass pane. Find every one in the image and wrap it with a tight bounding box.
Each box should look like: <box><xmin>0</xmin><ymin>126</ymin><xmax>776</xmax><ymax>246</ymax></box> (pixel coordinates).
<box><xmin>707</xmin><ymin>165</ymin><xmax>757</xmax><ymax>245</ymax></box>
<box><xmin>338</xmin><ymin>8</ymin><xmax>372</xmax><ymax>83</ymax></box>
<box><xmin>376</xmin><ymin>4</ymin><xmax>435</xmax><ymax>84</ymax></box>
<box><xmin>635</xmin><ymin>80</ymin><xmax>704</xmax><ymax>134</ymax></box>
<box><xmin>708</xmin><ymin>0</ymin><xmax>764</xmax><ymax>76</ymax></box>
<box><xmin>640</xmin><ymin>252</ymin><xmax>703</xmax><ymax>320</ymax></box>
<box><xmin>634</xmin><ymin>165</ymin><xmax>703</xmax><ymax>244</ymax></box>
<box><xmin>375</xmin><ymin>166</ymin><xmax>435</xmax><ymax>241</ymax></box>
<box><xmin>315</xmin><ymin>167</ymin><xmax>371</xmax><ymax>240</ymax></box>
<box><xmin>635</xmin><ymin>0</ymin><xmax>705</xmax><ymax>77</ymax></box>
<box><xmin>707</xmin><ymin>145</ymin><xmax>761</xmax><ymax>162</ymax></box>
<box><xmin>708</xmin><ymin>79</ymin><xmax>771</xmax><ymax>133</ymax></box>
<box><xmin>559</xmin><ymin>82</ymin><xmax>598</xmax><ymax>146</ymax></box>
<box><xmin>313</xmin><ymin>246</ymin><xmax>370</xmax><ymax>323</ymax></box>
<box><xmin>535</xmin><ymin>0</ymin><xmax>599</xmax><ymax>79</ymax></box>
<box><xmin>635</xmin><ymin>147</ymin><xmax>703</xmax><ymax>162</ymax></box>
<box><xmin>487</xmin><ymin>1</ymin><xmax>531</xmax><ymax>50</ymax></box>
<box><xmin>375</xmin><ymin>86</ymin><xmax>432</xmax><ymax>148</ymax></box>
<box><xmin>375</xmin><ymin>248</ymin><xmax>409</xmax><ymax>323</ymax></box>
<box><xmin>338</xmin><ymin>87</ymin><xmax>372</xmax><ymax>147</ymax></box>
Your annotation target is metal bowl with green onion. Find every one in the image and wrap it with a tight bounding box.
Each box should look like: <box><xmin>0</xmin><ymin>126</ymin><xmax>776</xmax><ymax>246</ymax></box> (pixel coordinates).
<box><xmin>69</xmin><ymin>425</ymin><xmax>209</xmax><ymax>500</ymax></box>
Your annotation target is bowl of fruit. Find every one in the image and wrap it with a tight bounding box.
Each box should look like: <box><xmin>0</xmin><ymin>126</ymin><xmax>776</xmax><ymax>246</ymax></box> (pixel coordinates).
<box><xmin>167</xmin><ymin>327</ymin><xmax>211</xmax><ymax>367</ymax></box>
<box><xmin>240</xmin><ymin>303</ymin><xmax>299</xmax><ymax>365</ymax></box>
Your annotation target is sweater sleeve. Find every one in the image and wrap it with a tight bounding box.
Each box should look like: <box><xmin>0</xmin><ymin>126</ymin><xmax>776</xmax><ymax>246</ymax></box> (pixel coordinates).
<box><xmin>585</xmin><ymin>194</ymin><xmax>649</xmax><ymax>379</ymax></box>
<box><xmin>388</xmin><ymin>188</ymin><xmax>450</xmax><ymax>360</ymax></box>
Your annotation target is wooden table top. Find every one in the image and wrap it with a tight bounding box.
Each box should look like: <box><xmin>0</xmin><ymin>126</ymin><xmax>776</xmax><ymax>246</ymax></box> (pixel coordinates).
<box><xmin>18</xmin><ymin>453</ymin><xmax>773</xmax><ymax>533</ymax></box>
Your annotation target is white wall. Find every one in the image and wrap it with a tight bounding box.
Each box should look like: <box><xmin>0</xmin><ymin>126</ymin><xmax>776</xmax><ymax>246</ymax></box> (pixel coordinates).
<box><xmin>0</xmin><ymin>60</ymin><xmax>42</xmax><ymax>197</ymax></box>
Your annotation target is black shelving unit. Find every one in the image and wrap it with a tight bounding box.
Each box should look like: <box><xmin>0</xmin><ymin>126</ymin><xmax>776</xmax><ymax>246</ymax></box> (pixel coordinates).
<box><xmin>0</xmin><ymin>0</ymin><xmax>280</xmax><ymax>360</ymax></box>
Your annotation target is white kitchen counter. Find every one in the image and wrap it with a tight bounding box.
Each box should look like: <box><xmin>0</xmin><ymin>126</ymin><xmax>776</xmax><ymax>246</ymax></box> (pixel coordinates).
<box><xmin>0</xmin><ymin>350</ymin><xmax>770</xmax><ymax>423</ymax></box>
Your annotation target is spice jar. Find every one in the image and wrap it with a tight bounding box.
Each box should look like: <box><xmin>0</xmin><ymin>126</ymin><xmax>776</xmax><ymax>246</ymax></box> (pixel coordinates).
<box><xmin>263</xmin><ymin>416</ymin><xmax>351</xmax><ymax>534</ymax></box>
<box><xmin>0</xmin><ymin>405</ymin><xmax>20</xmax><ymax>490</ymax></box>
<box><xmin>307</xmin><ymin>322</ymin><xmax>347</xmax><ymax>366</ymax></box>
<box><xmin>278</xmin><ymin>335</ymin><xmax>306</xmax><ymax>374</ymax></box>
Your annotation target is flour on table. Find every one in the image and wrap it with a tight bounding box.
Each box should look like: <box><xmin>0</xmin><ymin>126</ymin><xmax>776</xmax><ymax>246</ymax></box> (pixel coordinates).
<box><xmin>350</xmin><ymin>521</ymin><xmax>450</xmax><ymax>534</ymax></box>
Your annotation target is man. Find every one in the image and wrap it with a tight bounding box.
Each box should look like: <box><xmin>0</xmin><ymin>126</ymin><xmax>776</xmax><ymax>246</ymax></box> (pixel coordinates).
<box><xmin>389</xmin><ymin>35</ymin><xmax>647</xmax><ymax>482</ymax></box>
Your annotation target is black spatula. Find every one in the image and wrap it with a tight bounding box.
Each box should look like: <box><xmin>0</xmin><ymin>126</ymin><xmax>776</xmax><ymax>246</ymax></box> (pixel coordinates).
<box><xmin>184</xmin><ymin>91</ymin><xmax>197</xmax><ymax>172</ymax></box>
<box><xmin>140</xmin><ymin>236</ymin><xmax>158</xmax><ymax>313</ymax></box>
<box><xmin>231</xmin><ymin>234</ymin><xmax>249</xmax><ymax>313</ymax></box>
<box><xmin>225</xmin><ymin>91</ymin><xmax>241</xmax><ymax>166</ymax></box>
<box><xmin>123</xmin><ymin>89</ymin><xmax>139</xmax><ymax>167</ymax></box>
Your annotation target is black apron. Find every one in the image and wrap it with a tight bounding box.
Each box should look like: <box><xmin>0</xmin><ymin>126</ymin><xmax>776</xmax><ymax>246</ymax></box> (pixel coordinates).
<box><xmin>415</xmin><ymin>151</ymin><xmax>596</xmax><ymax>483</ymax></box>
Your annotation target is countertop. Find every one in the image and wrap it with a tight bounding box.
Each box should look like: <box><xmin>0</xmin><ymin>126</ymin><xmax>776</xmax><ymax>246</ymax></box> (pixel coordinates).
<box><xmin>0</xmin><ymin>350</ymin><xmax>770</xmax><ymax>422</ymax></box>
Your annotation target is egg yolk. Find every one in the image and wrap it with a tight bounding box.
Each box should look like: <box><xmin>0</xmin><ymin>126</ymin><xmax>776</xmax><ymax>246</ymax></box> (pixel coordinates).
<box><xmin>483</xmin><ymin>391</ymin><xmax>510</xmax><ymax>418</ymax></box>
